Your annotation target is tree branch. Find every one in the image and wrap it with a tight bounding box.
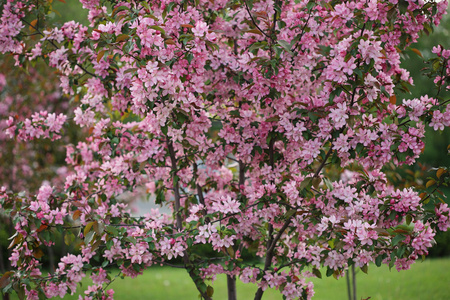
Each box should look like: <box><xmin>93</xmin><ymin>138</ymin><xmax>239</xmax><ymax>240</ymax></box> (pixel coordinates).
<box><xmin>167</xmin><ymin>140</ymin><xmax>212</xmax><ymax>300</ymax></box>
<box><xmin>21</xmin><ymin>18</ymin><xmax>96</xmax><ymax>77</ymax></box>
<box><xmin>243</xmin><ymin>0</ymin><xmax>271</xmax><ymax>40</ymax></box>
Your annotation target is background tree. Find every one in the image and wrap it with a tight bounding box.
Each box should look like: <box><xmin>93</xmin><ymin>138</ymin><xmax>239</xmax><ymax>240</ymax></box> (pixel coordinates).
<box><xmin>396</xmin><ymin>6</ymin><xmax>450</xmax><ymax>258</ymax></box>
<box><xmin>0</xmin><ymin>53</ymin><xmax>84</xmax><ymax>299</ymax></box>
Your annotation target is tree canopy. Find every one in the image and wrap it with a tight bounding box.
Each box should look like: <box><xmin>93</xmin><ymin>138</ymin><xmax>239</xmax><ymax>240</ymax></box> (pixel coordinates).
<box><xmin>1</xmin><ymin>1</ymin><xmax>450</xmax><ymax>299</ymax></box>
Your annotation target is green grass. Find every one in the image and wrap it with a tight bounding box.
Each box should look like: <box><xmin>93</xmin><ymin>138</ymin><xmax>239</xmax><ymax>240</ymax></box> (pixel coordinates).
<box><xmin>311</xmin><ymin>257</ymin><xmax>450</xmax><ymax>300</ymax></box>
<box><xmin>46</xmin><ymin>257</ymin><xmax>450</xmax><ymax>299</ymax></box>
<box><xmin>52</xmin><ymin>0</ymin><xmax>89</xmax><ymax>26</ymax></box>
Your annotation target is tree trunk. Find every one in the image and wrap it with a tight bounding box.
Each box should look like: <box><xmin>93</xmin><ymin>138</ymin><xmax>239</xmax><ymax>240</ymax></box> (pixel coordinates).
<box><xmin>346</xmin><ymin>270</ymin><xmax>352</xmax><ymax>300</ymax></box>
<box><xmin>0</xmin><ymin>243</ymin><xmax>6</xmax><ymax>273</ymax></box>
<box><xmin>1</xmin><ymin>221</ymin><xmax>11</xmax><ymax>300</ymax></box>
<box><xmin>346</xmin><ymin>265</ymin><xmax>357</xmax><ymax>300</ymax></box>
<box><xmin>168</xmin><ymin>141</ymin><xmax>211</xmax><ymax>300</ymax></box>
<box><xmin>351</xmin><ymin>265</ymin><xmax>357</xmax><ymax>300</ymax></box>
<box><xmin>227</xmin><ymin>275</ymin><xmax>237</xmax><ymax>300</ymax></box>
<box><xmin>48</xmin><ymin>246</ymin><xmax>55</xmax><ymax>274</ymax></box>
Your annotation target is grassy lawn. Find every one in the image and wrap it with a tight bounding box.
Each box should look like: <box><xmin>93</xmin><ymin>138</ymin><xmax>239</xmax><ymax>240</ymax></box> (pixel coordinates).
<box><xmin>6</xmin><ymin>257</ymin><xmax>449</xmax><ymax>299</ymax></box>
<box><xmin>46</xmin><ymin>257</ymin><xmax>450</xmax><ymax>299</ymax></box>
<box><xmin>310</xmin><ymin>257</ymin><xmax>450</xmax><ymax>300</ymax></box>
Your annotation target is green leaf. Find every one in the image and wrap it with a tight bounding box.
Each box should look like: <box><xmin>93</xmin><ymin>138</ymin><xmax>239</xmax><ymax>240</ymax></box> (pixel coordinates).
<box><xmin>198</xmin><ymin>282</ymin><xmax>207</xmax><ymax>293</ymax></box>
<box><xmin>230</xmin><ymin>110</ymin><xmax>240</xmax><ymax>117</ymax></box>
<box><xmin>173</xmin><ymin>175</ymin><xmax>180</xmax><ymax>186</ymax></box>
<box><xmin>226</xmin><ymin>246</ymin><xmax>235</xmax><ymax>258</ymax></box>
<box><xmin>186</xmin><ymin>52</ymin><xmax>194</xmax><ymax>64</ymax></box>
<box><xmin>312</xmin><ymin>268</ymin><xmax>322</xmax><ymax>279</ymax></box>
<box><xmin>115</xmin><ymin>34</ymin><xmax>129</xmax><ymax>43</ymax></box>
<box><xmin>277</xmin><ymin>40</ymin><xmax>293</xmax><ymax>55</ymax></box>
<box><xmin>266</xmin><ymin>116</ymin><xmax>280</xmax><ymax>122</ymax></box>
<box><xmin>323</xmin><ymin>178</ymin><xmax>334</xmax><ymax>190</ymax></box>
<box><xmin>353</xmin><ymin>67</ymin><xmax>363</xmax><ymax>78</ymax></box>
<box><xmin>285</xmin><ymin>209</ymin><xmax>296</xmax><ymax>219</ymax></box>
<box><xmin>246</xmin><ymin>0</ymin><xmax>254</xmax><ymax>10</ymax></box>
<box><xmin>405</xmin><ymin>214</ymin><xmax>412</xmax><ymax>225</ymax></box>
<box><xmin>97</xmin><ymin>50</ymin><xmax>106</xmax><ymax>63</ymax></box>
<box><xmin>85</xmin><ymin>231</ymin><xmax>95</xmax><ymax>244</ymax></box>
<box><xmin>355</xmin><ymin>143</ymin><xmax>364</xmax><ymax>153</ymax></box>
<box><xmin>164</xmin><ymin>2</ymin><xmax>176</xmax><ymax>18</ymax></box>
<box><xmin>156</xmin><ymin>188</ymin><xmax>165</xmax><ymax>204</ymax></box>
<box><xmin>40</xmin><ymin>230</ymin><xmax>51</xmax><ymax>243</ymax></box>
<box><xmin>432</xmin><ymin>59</ymin><xmax>441</xmax><ymax>71</ymax></box>
<box><xmin>112</xmin><ymin>5</ymin><xmax>130</xmax><ymax>17</ymax></box>
<box><xmin>150</xmin><ymin>25</ymin><xmax>166</xmax><ymax>35</ymax></box>
<box><xmin>140</xmin><ymin>1</ymin><xmax>151</xmax><ymax>10</ymax></box>
<box><xmin>206</xmin><ymin>285</ymin><xmax>214</xmax><ymax>297</ymax></box>
<box><xmin>392</xmin><ymin>234</ymin><xmax>406</xmax><ymax>246</ymax></box>
<box><xmin>16</xmin><ymin>285</ymin><xmax>25</xmax><ymax>300</ymax></box>
<box><xmin>389</xmin><ymin>210</ymin><xmax>397</xmax><ymax>220</ymax></box>
<box><xmin>308</xmin><ymin>112</ymin><xmax>319</xmax><ymax>123</ymax></box>
<box><xmin>111</xmin><ymin>137</ymin><xmax>120</xmax><ymax>145</ymax></box>
<box><xmin>360</xmin><ymin>264</ymin><xmax>368</xmax><ymax>274</ymax></box>
<box><xmin>124</xmin><ymin>237</ymin><xmax>137</xmax><ymax>244</ymax></box>
<box><xmin>0</xmin><ymin>272</ymin><xmax>13</xmax><ymax>289</ymax></box>
<box><xmin>248</xmin><ymin>41</ymin><xmax>267</xmax><ymax>54</ymax></box>
<box><xmin>64</xmin><ymin>232</ymin><xmax>75</xmax><ymax>246</ymax></box>
<box><xmin>375</xmin><ymin>254</ymin><xmax>385</xmax><ymax>267</ymax></box>
<box><xmin>422</xmin><ymin>2</ymin><xmax>433</xmax><ymax>10</ymax></box>
<box><xmin>84</xmin><ymin>221</ymin><xmax>96</xmax><ymax>236</ymax></box>
<box><xmin>426</xmin><ymin>179</ymin><xmax>436</xmax><ymax>188</ymax></box>
<box><xmin>300</xmin><ymin>178</ymin><xmax>312</xmax><ymax>190</ymax></box>
<box><xmin>106</xmin><ymin>225</ymin><xmax>119</xmax><ymax>236</ymax></box>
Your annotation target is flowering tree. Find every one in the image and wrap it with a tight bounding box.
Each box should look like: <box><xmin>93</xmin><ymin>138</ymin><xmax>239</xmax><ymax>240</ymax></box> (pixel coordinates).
<box><xmin>0</xmin><ymin>52</ymin><xmax>80</xmax><ymax>288</ymax></box>
<box><xmin>1</xmin><ymin>0</ymin><xmax>450</xmax><ymax>299</ymax></box>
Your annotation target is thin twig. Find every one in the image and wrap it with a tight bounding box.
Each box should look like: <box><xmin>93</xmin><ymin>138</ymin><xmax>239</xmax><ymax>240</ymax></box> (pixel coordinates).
<box><xmin>243</xmin><ymin>0</ymin><xmax>271</xmax><ymax>40</ymax></box>
<box><xmin>21</xmin><ymin>18</ymin><xmax>96</xmax><ymax>77</ymax></box>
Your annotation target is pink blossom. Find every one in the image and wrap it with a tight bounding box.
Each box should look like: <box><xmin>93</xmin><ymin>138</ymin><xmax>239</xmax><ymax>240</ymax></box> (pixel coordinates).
<box><xmin>192</xmin><ymin>21</ymin><xmax>209</xmax><ymax>37</ymax></box>
<box><xmin>329</xmin><ymin>102</ymin><xmax>348</xmax><ymax>129</ymax></box>
<box><xmin>37</xmin><ymin>184</ymin><xmax>53</xmax><ymax>202</ymax></box>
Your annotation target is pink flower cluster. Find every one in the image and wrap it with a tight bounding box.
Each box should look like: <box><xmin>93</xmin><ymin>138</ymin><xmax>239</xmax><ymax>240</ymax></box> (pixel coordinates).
<box><xmin>6</xmin><ymin>111</ymin><xmax>67</xmax><ymax>141</ymax></box>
